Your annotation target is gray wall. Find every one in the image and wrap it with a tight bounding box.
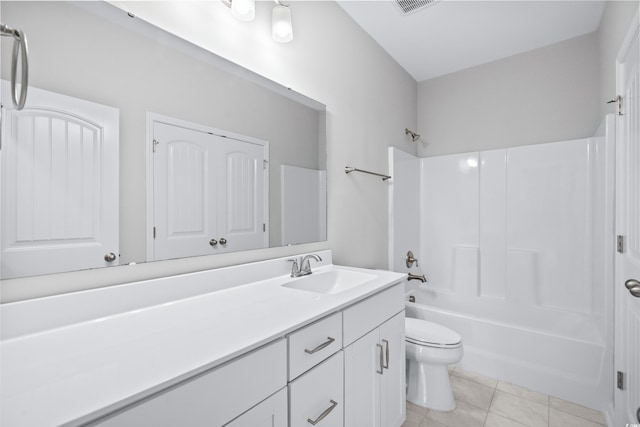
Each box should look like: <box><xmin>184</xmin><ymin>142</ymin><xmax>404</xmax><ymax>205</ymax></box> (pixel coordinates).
<box><xmin>417</xmin><ymin>33</ymin><xmax>601</xmax><ymax>156</ymax></box>
<box><xmin>1</xmin><ymin>1</ymin><xmax>418</xmax><ymax>301</ymax></box>
<box><xmin>416</xmin><ymin>0</ymin><xmax>639</xmax><ymax>158</ymax></box>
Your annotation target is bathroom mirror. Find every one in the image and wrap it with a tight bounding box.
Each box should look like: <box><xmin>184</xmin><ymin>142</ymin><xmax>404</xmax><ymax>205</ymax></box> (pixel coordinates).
<box><xmin>0</xmin><ymin>1</ymin><xmax>327</xmax><ymax>279</ymax></box>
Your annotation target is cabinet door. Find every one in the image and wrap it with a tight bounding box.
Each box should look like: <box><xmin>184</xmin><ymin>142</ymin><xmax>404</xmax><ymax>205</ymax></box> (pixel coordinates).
<box><xmin>225</xmin><ymin>388</ymin><xmax>287</xmax><ymax>427</ymax></box>
<box><xmin>344</xmin><ymin>328</ymin><xmax>381</xmax><ymax>427</ymax></box>
<box><xmin>379</xmin><ymin>312</ymin><xmax>406</xmax><ymax>427</ymax></box>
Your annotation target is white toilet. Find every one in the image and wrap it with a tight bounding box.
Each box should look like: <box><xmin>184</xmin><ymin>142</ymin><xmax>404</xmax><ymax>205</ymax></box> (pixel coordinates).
<box><xmin>405</xmin><ymin>317</ymin><xmax>463</xmax><ymax>411</ymax></box>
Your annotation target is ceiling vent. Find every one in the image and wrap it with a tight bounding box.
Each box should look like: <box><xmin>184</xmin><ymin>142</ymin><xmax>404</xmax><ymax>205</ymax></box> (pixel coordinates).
<box><xmin>394</xmin><ymin>0</ymin><xmax>440</xmax><ymax>15</ymax></box>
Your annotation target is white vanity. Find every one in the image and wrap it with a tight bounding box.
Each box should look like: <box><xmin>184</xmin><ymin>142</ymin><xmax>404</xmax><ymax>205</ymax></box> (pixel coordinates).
<box><xmin>0</xmin><ymin>251</ymin><xmax>406</xmax><ymax>426</ymax></box>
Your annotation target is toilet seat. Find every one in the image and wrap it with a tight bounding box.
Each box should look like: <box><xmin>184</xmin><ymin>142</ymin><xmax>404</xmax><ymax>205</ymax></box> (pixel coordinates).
<box><xmin>405</xmin><ymin>318</ymin><xmax>462</xmax><ymax>348</ymax></box>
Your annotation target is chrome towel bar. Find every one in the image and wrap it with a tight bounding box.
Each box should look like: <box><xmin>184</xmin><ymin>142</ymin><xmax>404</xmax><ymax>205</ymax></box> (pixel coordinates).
<box><xmin>345</xmin><ymin>166</ymin><xmax>391</xmax><ymax>181</ymax></box>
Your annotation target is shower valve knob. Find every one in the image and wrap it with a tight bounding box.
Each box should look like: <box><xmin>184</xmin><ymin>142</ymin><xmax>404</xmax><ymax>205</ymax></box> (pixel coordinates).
<box><xmin>406</xmin><ymin>251</ymin><xmax>419</xmax><ymax>268</ymax></box>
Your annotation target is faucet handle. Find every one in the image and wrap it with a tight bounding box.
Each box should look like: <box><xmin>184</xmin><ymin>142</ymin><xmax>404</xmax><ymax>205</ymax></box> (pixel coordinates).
<box><xmin>406</xmin><ymin>251</ymin><xmax>419</xmax><ymax>268</ymax></box>
<box><xmin>286</xmin><ymin>258</ymin><xmax>300</xmax><ymax>277</ymax></box>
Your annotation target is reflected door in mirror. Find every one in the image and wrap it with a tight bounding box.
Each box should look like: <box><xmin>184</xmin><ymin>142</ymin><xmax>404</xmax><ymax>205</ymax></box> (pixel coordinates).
<box><xmin>1</xmin><ymin>82</ymin><xmax>119</xmax><ymax>279</ymax></box>
<box><xmin>151</xmin><ymin>119</ymin><xmax>268</xmax><ymax>261</ymax></box>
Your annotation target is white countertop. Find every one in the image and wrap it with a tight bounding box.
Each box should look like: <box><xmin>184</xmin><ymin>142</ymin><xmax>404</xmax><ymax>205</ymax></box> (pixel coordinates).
<box><xmin>0</xmin><ymin>254</ymin><xmax>405</xmax><ymax>426</ymax></box>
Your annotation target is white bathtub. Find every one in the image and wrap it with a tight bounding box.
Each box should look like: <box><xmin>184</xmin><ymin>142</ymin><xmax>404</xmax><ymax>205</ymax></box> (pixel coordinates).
<box><xmin>405</xmin><ymin>287</ymin><xmax>612</xmax><ymax>412</ymax></box>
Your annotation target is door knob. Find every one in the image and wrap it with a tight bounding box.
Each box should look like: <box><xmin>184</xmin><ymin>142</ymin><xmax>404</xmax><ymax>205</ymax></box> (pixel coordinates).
<box><xmin>219</xmin><ymin>238</ymin><xmax>227</xmax><ymax>245</ymax></box>
<box><xmin>104</xmin><ymin>252</ymin><xmax>117</xmax><ymax>262</ymax></box>
<box><xmin>626</xmin><ymin>279</ymin><xmax>640</xmax><ymax>297</ymax></box>
<box><xmin>209</xmin><ymin>239</ymin><xmax>218</xmax><ymax>247</ymax></box>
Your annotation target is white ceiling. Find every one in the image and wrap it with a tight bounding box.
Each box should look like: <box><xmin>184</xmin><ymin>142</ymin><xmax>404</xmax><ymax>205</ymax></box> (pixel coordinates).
<box><xmin>337</xmin><ymin>0</ymin><xmax>606</xmax><ymax>82</ymax></box>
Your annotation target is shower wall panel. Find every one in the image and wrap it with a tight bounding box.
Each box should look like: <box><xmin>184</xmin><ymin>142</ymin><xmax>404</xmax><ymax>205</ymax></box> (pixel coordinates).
<box><xmin>420</xmin><ymin>153</ymin><xmax>479</xmax><ymax>294</ymax></box>
<box><xmin>419</xmin><ymin>137</ymin><xmax>609</xmax><ymax>340</ymax></box>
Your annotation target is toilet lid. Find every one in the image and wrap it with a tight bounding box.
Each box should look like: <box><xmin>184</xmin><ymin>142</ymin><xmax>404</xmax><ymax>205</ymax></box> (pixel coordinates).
<box><xmin>405</xmin><ymin>317</ymin><xmax>462</xmax><ymax>347</ymax></box>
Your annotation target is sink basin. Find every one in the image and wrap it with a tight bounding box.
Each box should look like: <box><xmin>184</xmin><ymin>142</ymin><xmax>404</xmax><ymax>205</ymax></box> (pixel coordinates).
<box><xmin>282</xmin><ymin>269</ymin><xmax>377</xmax><ymax>294</ymax></box>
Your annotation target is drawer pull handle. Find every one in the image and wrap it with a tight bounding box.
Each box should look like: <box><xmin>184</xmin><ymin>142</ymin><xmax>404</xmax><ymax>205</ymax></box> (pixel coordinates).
<box><xmin>304</xmin><ymin>337</ymin><xmax>335</xmax><ymax>354</ymax></box>
<box><xmin>307</xmin><ymin>399</ymin><xmax>338</xmax><ymax>425</ymax></box>
<box><xmin>376</xmin><ymin>343</ymin><xmax>384</xmax><ymax>374</ymax></box>
<box><xmin>382</xmin><ymin>339</ymin><xmax>390</xmax><ymax>369</ymax></box>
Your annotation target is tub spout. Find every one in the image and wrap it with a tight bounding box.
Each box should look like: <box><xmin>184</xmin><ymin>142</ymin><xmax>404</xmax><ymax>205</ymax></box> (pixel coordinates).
<box><xmin>408</xmin><ymin>273</ymin><xmax>427</xmax><ymax>283</ymax></box>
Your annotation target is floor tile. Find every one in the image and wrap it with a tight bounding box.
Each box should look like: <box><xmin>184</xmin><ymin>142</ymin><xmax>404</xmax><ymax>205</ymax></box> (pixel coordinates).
<box><xmin>407</xmin><ymin>400</ymin><xmax>430</xmax><ymax>416</ymax></box>
<box><xmin>419</xmin><ymin>417</ymin><xmax>449</xmax><ymax>427</ymax></box>
<box><xmin>403</xmin><ymin>407</ymin><xmax>425</xmax><ymax>427</ymax></box>
<box><xmin>497</xmin><ymin>381</ymin><xmax>549</xmax><ymax>406</ymax></box>
<box><xmin>451</xmin><ymin>367</ymin><xmax>499</xmax><ymax>389</ymax></box>
<box><xmin>451</xmin><ymin>375</ymin><xmax>495</xmax><ymax>410</ymax></box>
<box><xmin>425</xmin><ymin>400</ymin><xmax>487</xmax><ymax>427</ymax></box>
<box><xmin>549</xmin><ymin>397</ymin><xmax>607</xmax><ymax>425</ymax></box>
<box><xmin>484</xmin><ymin>412</ymin><xmax>529</xmax><ymax>427</ymax></box>
<box><xmin>549</xmin><ymin>408</ymin><xmax>606</xmax><ymax>427</ymax></box>
<box><xmin>489</xmin><ymin>390</ymin><xmax>548</xmax><ymax>427</ymax></box>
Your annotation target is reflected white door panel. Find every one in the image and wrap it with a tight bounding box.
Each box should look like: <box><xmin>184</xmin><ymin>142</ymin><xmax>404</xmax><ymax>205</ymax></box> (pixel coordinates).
<box><xmin>151</xmin><ymin>119</ymin><xmax>267</xmax><ymax>261</ymax></box>
<box><xmin>1</xmin><ymin>82</ymin><xmax>119</xmax><ymax>279</ymax></box>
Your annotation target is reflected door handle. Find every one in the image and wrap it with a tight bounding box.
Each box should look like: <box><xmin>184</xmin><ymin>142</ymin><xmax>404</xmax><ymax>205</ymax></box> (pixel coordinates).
<box><xmin>219</xmin><ymin>238</ymin><xmax>227</xmax><ymax>245</ymax></box>
<box><xmin>625</xmin><ymin>279</ymin><xmax>640</xmax><ymax>298</ymax></box>
<box><xmin>104</xmin><ymin>252</ymin><xmax>117</xmax><ymax>262</ymax></box>
<box><xmin>209</xmin><ymin>239</ymin><xmax>218</xmax><ymax>247</ymax></box>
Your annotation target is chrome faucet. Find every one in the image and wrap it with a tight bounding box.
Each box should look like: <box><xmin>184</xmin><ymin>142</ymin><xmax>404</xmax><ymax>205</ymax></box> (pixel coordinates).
<box><xmin>287</xmin><ymin>253</ymin><xmax>322</xmax><ymax>277</ymax></box>
<box><xmin>408</xmin><ymin>273</ymin><xmax>427</xmax><ymax>283</ymax></box>
<box><xmin>300</xmin><ymin>253</ymin><xmax>322</xmax><ymax>275</ymax></box>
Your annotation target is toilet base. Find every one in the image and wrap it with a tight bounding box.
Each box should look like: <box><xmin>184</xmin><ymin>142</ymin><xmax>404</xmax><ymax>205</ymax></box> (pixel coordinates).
<box><xmin>406</xmin><ymin>360</ymin><xmax>456</xmax><ymax>411</ymax></box>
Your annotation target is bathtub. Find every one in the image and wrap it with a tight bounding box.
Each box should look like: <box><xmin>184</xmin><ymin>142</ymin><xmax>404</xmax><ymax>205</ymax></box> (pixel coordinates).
<box><xmin>405</xmin><ymin>287</ymin><xmax>612</xmax><ymax>412</ymax></box>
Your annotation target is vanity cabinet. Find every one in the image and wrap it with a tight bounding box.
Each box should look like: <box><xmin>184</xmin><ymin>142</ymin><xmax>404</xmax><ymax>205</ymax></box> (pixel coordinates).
<box><xmin>88</xmin><ymin>283</ymin><xmax>404</xmax><ymax>427</ymax></box>
<box><xmin>343</xmin><ymin>286</ymin><xmax>406</xmax><ymax>427</ymax></box>
<box><xmin>91</xmin><ymin>340</ymin><xmax>287</xmax><ymax>427</ymax></box>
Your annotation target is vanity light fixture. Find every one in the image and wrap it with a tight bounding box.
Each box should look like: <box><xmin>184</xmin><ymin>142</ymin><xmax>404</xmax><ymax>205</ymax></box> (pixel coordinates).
<box><xmin>272</xmin><ymin>2</ymin><xmax>293</xmax><ymax>43</ymax></box>
<box><xmin>231</xmin><ymin>0</ymin><xmax>255</xmax><ymax>21</ymax></box>
<box><xmin>222</xmin><ymin>0</ymin><xmax>293</xmax><ymax>43</ymax></box>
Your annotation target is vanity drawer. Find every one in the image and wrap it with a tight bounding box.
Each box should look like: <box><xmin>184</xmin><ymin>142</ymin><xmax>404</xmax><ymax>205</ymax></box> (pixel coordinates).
<box><xmin>289</xmin><ymin>351</ymin><xmax>344</xmax><ymax>427</ymax></box>
<box><xmin>343</xmin><ymin>283</ymin><xmax>404</xmax><ymax>346</ymax></box>
<box><xmin>288</xmin><ymin>312</ymin><xmax>342</xmax><ymax>380</ymax></box>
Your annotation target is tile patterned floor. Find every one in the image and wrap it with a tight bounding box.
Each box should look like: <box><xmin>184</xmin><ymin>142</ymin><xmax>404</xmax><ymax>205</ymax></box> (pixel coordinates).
<box><xmin>402</xmin><ymin>367</ymin><xmax>608</xmax><ymax>427</ymax></box>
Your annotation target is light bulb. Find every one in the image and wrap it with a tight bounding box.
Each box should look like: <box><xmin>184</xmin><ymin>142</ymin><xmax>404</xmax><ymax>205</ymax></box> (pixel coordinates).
<box><xmin>272</xmin><ymin>5</ymin><xmax>293</xmax><ymax>43</ymax></box>
<box><xmin>232</xmin><ymin>0</ymin><xmax>255</xmax><ymax>21</ymax></box>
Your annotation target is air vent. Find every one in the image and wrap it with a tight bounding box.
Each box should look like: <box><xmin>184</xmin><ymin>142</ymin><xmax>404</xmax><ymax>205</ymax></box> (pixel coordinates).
<box><xmin>394</xmin><ymin>0</ymin><xmax>439</xmax><ymax>15</ymax></box>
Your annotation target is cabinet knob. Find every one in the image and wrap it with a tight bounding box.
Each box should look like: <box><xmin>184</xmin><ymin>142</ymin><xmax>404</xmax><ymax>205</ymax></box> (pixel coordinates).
<box><xmin>219</xmin><ymin>238</ymin><xmax>227</xmax><ymax>245</ymax></box>
<box><xmin>209</xmin><ymin>239</ymin><xmax>218</xmax><ymax>247</ymax></box>
<box><xmin>104</xmin><ymin>252</ymin><xmax>117</xmax><ymax>262</ymax></box>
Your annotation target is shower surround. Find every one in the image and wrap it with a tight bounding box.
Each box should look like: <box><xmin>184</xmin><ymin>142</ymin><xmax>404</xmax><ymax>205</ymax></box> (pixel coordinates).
<box><xmin>389</xmin><ymin>115</ymin><xmax>615</xmax><ymax>412</ymax></box>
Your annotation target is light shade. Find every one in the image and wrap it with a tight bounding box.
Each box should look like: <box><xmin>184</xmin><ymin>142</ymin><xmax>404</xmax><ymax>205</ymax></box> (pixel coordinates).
<box><xmin>272</xmin><ymin>5</ymin><xmax>293</xmax><ymax>43</ymax></box>
<box><xmin>231</xmin><ymin>0</ymin><xmax>255</xmax><ymax>22</ymax></box>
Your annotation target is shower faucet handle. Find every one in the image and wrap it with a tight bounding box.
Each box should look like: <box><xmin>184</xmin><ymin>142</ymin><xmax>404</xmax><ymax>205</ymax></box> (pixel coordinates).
<box><xmin>406</xmin><ymin>251</ymin><xmax>419</xmax><ymax>268</ymax></box>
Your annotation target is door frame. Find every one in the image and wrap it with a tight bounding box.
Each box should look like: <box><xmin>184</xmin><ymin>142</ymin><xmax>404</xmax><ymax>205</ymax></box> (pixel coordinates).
<box><xmin>145</xmin><ymin>112</ymin><xmax>269</xmax><ymax>261</ymax></box>
<box><xmin>613</xmin><ymin>9</ymin><xmax>639</xmax><ymax>426</ymax></box>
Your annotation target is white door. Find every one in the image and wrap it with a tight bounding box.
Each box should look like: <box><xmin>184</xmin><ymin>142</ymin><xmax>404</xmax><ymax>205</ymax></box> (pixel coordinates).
<box><xmin>379</xmin><ymin>312</ymin><xmax>406</xmax><ymax>427</ymax></box>
<box><xmin>1</xmin><ymin>82</ymin><xmax>119</xmax><ymax>279</ymax></box>
<box><xmin>153</xmin><ymin>122</ymin><xmax>216</xmax><ymax>261</ymax></box>
<box><xmin>152</xmin><ymin>119</ymin><xmax>267</xmax><ymax>261</ymax></box>
<box><xmin>614</xmin><ymin>13</ymin><xmax>640</xmax><ymax>426</ymax></box>
<box><xmin>217</xmin><ymin>137</ymin><xmax>267</xmax><ymax>254</ymax></box>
